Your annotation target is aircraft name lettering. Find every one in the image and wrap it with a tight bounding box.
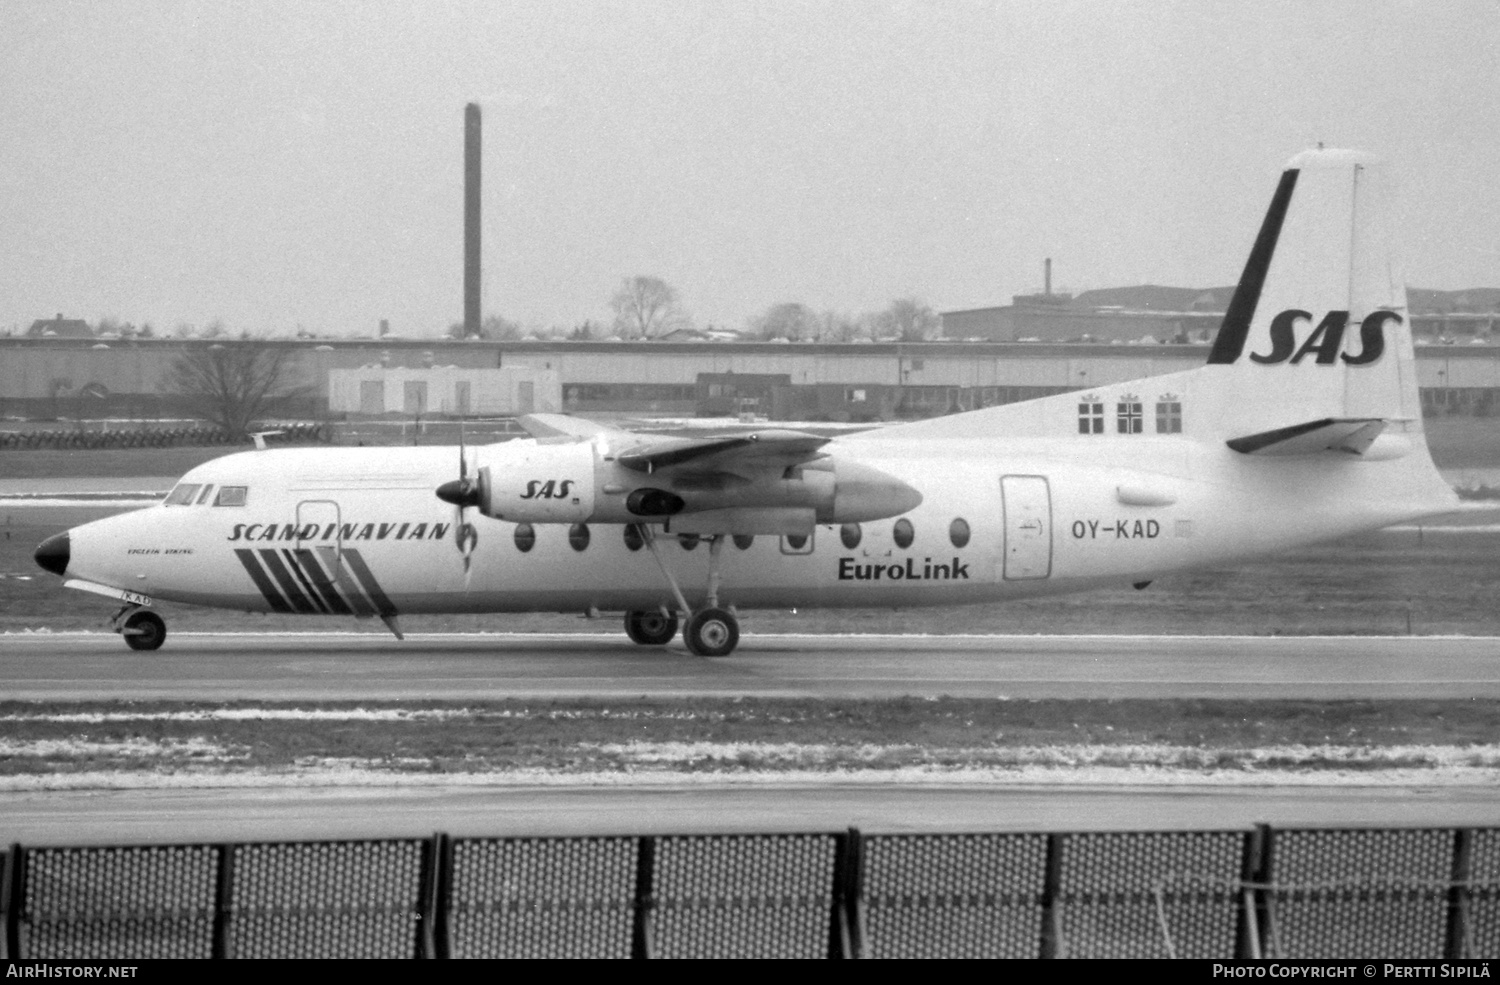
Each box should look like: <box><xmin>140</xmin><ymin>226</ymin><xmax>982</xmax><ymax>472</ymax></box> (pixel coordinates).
<box><xmin>227</xmin><ymin>521</ymin><xmax>451</xmax><ymax>542</ymax></box>
<box><xmin>127</xmin><ymin>548</ymin><xmax>194</xmax><ymax>555</ymax></box>
<box><xmin>837</xmin><ymin>556</ymin><xmax>970</xmax><ymax>581</ymax></box>
<box><xmin>520</xmin><ymin>479</ymin><xmax>576</xmax><ymax>500</ymax></box>
<box><xmin>1249</xmin><ymin>309</ymin><xmax>1398</xmax><ymax>366</ymax></box>
<box><xmin>1071</xmin><ymin>519</ymin><xmax>1160</xmax><ymax>540</ymax></box>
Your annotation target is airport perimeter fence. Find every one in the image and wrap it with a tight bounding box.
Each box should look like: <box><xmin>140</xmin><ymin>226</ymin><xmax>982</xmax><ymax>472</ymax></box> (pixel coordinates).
<box><xmin>1</xmin><ymin>824</ymin><xmax>1496</xmax><ymax>960</ymax></box>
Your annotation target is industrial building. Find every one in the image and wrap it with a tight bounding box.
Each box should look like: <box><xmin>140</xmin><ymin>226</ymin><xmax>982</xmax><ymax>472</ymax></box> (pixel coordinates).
<box><xmin>3</xmin><ymin>335</ymin><xmax>1498</xmax><ymax>424</ymax></box>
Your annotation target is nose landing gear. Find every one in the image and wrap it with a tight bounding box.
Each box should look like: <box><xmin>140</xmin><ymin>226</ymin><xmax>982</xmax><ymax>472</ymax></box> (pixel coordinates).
<box><xmin>638</xmin><ymin>526</ymin><xmax>742</xmax><ymax>657</ymax></box>
<box><xmin>112</xmin><ymin>606</ymin><xmax>167</xmax><ymax>651</ymax></box>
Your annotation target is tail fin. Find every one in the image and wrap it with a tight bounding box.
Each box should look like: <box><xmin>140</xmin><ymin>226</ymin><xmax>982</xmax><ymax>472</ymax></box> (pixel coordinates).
<box><xmin>1204</xmin><ymin>148</ymin><xmax>1419</xmax><ymax>433</ymax></box>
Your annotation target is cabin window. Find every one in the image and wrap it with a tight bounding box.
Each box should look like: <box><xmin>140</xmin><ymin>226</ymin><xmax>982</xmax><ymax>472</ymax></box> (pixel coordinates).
<box><xmin>949</xmin><ymin>518</ymin><xmax>970</xmax><ymax>548</ymax></box>
<box><xmin>893</xmin><ymin>518</ymin><xmax>914</xmax><ymax>549</ymax></box>
<box><xmin>623</xmin><ymin>524</ymin><xmax>644</xmax><ymax>551</ymax></box>
<box><xmin>733</xmin><ymin>534</ymin><xmax>754</xmax><ymax>550</ymax></box>
<box><xmin>214</xmin><ymin>486</ymin><xmax>248</xmax><ymax>507</ymax></box>
<box><xmin>1116</xmin><ymin>396</ymin><xmax>1143</xmax><ymax>434</ymax></box>
<box><xmin>164</xmin><ymin>483</ymin><xmax>202</xmax><ymax>506</ymax></box>
<box><xmin>569</xmin><ymin>523</ymin><xmax>590</xmax><ymax>551</ymax></box>
<box><xmin>1156</xmin><ymin>397</ymin><xmax>1182</xmax><ymax>433</ymax></box>
<box><xmin>840</xmin><ymin>523</ymin><xmax>862</xmax><ymax>549</ymax></box>
<box><xmin>1077</xmin><ymin>400</ymin><xmax>1104</xmax><ymax>434</ymax></box>
<box><xmin>678</xmin><ymin>533</ymin><xmax>700</xmax><ymax>551</ymax></box>
<box><xmin>514</xmin><ymin>523</ymin><xmax>536</xmax><ymax>553</ymax></box>
<box><xmin>781</xmin><ymin>532</ymin><xmax>814</xmax><ymax>555</ymax></box>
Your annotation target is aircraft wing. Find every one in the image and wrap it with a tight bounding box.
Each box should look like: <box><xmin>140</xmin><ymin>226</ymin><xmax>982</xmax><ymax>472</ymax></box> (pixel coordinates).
<box><xmin>517</xmin><ymin>413</ymin><xmax>632</xmax><ymax>442</ymax></box>
<box><xmin>1226</xmin><ymin>418</ymin><xmax>1387</xmax><ymax>456</ymax></box>
<box><xmin>617</xmin><ymin>430</ymin><xmax>830</xmax><ymax>476</ymax></box>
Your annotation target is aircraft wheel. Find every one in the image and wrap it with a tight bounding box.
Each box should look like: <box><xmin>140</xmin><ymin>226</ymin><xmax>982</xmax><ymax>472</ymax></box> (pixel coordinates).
<box><xmin>684</xmin><ymin>607</ymin><xmax>739</xmax><ymax>658</ymax></box>
<box><xmin>625</xmin><ymin>609</ymin><xmax>678</xmax><ymax>646</ymax></box>
<box><xmin>122</xmin><ymin>611</ymin><xmax>166</xmax><ymax>652</ymax></box>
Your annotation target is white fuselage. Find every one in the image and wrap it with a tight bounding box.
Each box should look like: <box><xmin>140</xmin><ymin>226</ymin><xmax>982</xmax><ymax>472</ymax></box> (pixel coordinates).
<box><xmin>61</xmin><ymin>431</ymin><xmax>1444</xmax><ymax>620</ymax></box>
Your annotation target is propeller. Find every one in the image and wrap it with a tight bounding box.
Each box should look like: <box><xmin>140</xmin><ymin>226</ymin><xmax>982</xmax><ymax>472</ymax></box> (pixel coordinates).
<box><xmin>435</xmin><ymin>422</ymin><xmax>482</xmax><ymax>580</ymax></box>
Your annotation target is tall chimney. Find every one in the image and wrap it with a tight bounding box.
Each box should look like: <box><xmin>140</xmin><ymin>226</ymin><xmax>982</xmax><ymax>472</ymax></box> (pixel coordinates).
<box><xmin>1044</xmin><ymin>257</ymin><xmax>1052</xmax><ymax>297</ymax></box>
<box><xmin>464</xmin><ymin>103</ymin><xmax>482</xmax><ymax>338</ymax></box>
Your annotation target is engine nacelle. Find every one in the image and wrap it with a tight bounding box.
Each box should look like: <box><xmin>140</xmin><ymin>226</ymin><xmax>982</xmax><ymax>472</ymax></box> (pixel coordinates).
<box><xmin>479</xmin><ymin>440</ymin><xmax>597</xmax><ymax>523</ymax></box>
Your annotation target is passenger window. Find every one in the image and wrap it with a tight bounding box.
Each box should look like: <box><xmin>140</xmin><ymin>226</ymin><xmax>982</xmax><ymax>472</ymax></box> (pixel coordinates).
<box><xmin>214</xmin><ymin>486</ymin><xmax>248</xmax><ymax>507</ymax></box>
<box><xmin>950</xmin><ymin>518</ymin><xmax>970</xmax><ymax>548</ymax></box>
<box><xmin>893</xmin><ymin>518</ymin><xmax>914</xmax><ymax>549</ymax></box>
<box><xmin>514</xmin><ymin>523</ymin><xmax>536</xmax><ymax>553</ymax></box>
<box><xmin>840</xmin><ymin>523</ymin><xmax>862</xmax><ymax>549</ymax></box>
<box><xmin>781</xmin><ymin>531</ymin><xmax>814</xmax><ymax>555</ymax></box>
<box><xmin>733</xmin><ymin>534</ymin><xmax>754</xmax><ymax>550</ymax></box>
<box><xmin>164</xmin><ymin>483</ymin><xmax>201</xmax><ymax>506</ymax></box>
<box><xmin>678</xmin><ymin>533</ymin><xmax>700</xmax><ymax>551</ymax></box>
<box><xmin>623</xmin><ymin>524</ymin><xmax>644</xmax><ymax>552</ymax></box>
<box><xmin>569</xmin><ymin>524</ymin><xmax>590</xmax><ymax>551</ymax></box>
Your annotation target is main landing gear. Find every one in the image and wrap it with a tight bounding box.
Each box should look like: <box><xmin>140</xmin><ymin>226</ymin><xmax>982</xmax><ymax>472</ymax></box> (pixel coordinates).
<box><xmin>113</xmin><ymin>605</ymin><xmax>166</xmax><ymax>651</ymax></box>
<box><xmin>629</xmin><ymin>526</ymin><xmax>742</xmax><ymax>657</ymax></box>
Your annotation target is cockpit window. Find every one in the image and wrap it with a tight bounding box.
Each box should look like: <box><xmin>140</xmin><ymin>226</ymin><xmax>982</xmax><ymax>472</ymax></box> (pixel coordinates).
<box><xmin>215</xmin><ymin>486</ymin><xmax>248</xmax><ymax>507</ymax></box>
<box><xmin>164</xmin><ymin>483</ymin><xmax>201</xmax><ymax>506</ymax></box>
<box><xmin>195</xmin><ymin>484</ymin><xmax>216</xmax><ymax>505</ymax></box>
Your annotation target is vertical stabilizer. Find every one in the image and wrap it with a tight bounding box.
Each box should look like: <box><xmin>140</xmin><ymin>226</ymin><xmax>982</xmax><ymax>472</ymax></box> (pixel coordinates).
<box><xmin>1204</xmin><ymin>149</ymin><xmax>1416</xmax><ymax>430</ymax></box>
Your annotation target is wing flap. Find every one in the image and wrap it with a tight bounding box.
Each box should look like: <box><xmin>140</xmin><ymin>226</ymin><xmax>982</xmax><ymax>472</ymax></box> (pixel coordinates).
<box><xmin>1226</xmin><ymin>418</ymin><xmax>1387</xmax><ymax>456</ymax></box>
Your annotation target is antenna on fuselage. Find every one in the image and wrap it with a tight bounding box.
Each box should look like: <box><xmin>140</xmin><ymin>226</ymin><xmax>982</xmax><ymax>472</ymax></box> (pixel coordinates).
<box><xmin>249</xmin><ymin>430</ymin><xmax>285</xmax><ymax>450</ymax></box>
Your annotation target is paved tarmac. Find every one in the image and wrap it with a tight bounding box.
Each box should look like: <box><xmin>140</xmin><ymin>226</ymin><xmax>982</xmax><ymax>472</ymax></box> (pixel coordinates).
<box><xmin>4</xmin><ymin>631</ymin><xmax>1498</xmax><ymax>843</ymax></box>
<box><xmin>5</xmin><ymin>783</ymin><xmax>1498</xmax><ymax>846</ymax></box>
<box><xmin>2</xmin><ymin>630</ymin><xmax>1498</xmax><ymax>700</ymax></box>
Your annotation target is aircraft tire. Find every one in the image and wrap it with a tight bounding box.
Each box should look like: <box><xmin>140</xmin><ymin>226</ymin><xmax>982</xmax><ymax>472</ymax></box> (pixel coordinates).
<box><xmin>684</xmin><ymin>607</ymin><xmax>739</xmax><ymax>658</ymax></box>
<box><xmin>123</xmin><ymin>611</ymin><xmax>167</xmax><ymax>652</ymax></box>
<box><xmin>625</xmin><ymin>609</ymin><xmax>678</xmax><ymax>646</ymax></box>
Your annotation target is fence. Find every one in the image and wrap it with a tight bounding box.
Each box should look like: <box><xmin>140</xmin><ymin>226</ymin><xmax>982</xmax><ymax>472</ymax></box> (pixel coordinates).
<box><xmin>2</xmin><ymin>825</ymin><xmax>1496</xmax><ymax>959</ymax></box>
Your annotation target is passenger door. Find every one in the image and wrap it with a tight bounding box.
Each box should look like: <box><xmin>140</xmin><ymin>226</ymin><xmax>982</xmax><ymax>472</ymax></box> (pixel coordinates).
<box><xmin>1001</xmin><ymin>475</ymin><xmax>1052</xmax><ymax>580</ymax></box>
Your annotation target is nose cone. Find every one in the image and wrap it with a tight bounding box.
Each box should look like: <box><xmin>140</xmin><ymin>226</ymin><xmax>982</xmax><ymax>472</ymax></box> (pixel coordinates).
<box><xmin>34</xmin><ymin>531</ymin><xmax>70</xmax><ymax>577</ymax></box>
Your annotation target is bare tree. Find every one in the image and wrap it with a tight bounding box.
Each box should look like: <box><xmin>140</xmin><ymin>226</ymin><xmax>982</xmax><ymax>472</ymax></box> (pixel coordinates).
<box><xmin>872</xmin><ymin>297</ymin><xmax>942</xmax><ymax>342</ymax></box>
<box><xmin>610</xmin><ymin>275</ymin><xmax>689</xmax><ymax>339</ymax></box>
<box><xmin>750</xmin><ymin>301</ymin><xmax>819</xmax><ymax>341</ymax></box>
<box><xmin>164</xmin><ymin>340</ymin><xmax>309</xmax><ymax>439</ymax></box>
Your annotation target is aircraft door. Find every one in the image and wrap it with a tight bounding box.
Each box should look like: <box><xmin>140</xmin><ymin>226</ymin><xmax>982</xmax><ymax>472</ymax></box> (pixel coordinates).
<box><xmin>1001</xmin><ymin>475</ymin><xmax>1052</xmax><ymax>580</ymax></box>
<box><xmin>297</xmin><ymin>499</ymin><xmax>342</xmax><ymax>559</ymax></box>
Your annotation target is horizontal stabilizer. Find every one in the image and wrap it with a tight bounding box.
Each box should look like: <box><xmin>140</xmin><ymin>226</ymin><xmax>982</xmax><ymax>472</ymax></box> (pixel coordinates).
<box><xmin>618</xmin><ymin>430</ymin><xmax>829</xmax><ymax>474</ymax></box>
<box><xmin>1226</xmin><ymin>418</ymin><xmax>1386</xmax><ymax>456</ymax></box>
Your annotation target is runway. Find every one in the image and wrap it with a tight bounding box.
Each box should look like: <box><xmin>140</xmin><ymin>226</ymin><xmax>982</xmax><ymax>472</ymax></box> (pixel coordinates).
<box><xmin>5</xmin><ymin>631</ymin><xmax>1499</xmax><ymax>844</ymax></box>
<box><xmin>2</xmin><ymin>630</ymin><xmax>1499</xmax><ymax>700</ymax></box>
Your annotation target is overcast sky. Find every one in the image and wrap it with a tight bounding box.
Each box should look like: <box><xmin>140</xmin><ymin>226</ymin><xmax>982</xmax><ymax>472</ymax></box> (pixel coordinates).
<box><xmin>4</xmin><ymin>0</ymin><xmax>1498</xmax><ymax>337</ymax></box>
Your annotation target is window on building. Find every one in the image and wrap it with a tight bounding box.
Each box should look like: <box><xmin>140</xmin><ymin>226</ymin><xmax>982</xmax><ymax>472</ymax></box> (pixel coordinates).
<box><xmin>845</xmin><ymin>388</ymin><xmax>867</xmax><ymax>403</ymax></box>
<box><xmin>1117</xmin><ymin>395</ymin><xmax>1143</xmax><ymax>434</ymax></box>
<box><xmin>1077</xmin><ymin>398</ymin><xmax>1104</xmax><ymax>434</ymax></box>
<box><xmin>454</xmin><ymin>381</ymin><xmax>471</xmax><ymax>416</ymax></box>
<box><xmin>1156</xmin><ymin>396</ymin><xmax>1183</xmax><ymax>434</ymax></box>
<box><xmin>403</xmin><ymin>381</ymin><xmax>428</xmax><ymax>415</ymax></box>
